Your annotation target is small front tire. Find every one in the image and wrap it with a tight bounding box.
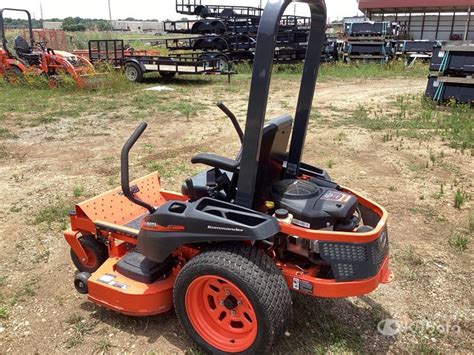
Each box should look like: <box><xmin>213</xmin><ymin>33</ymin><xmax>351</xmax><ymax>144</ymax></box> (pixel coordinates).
<box><xmin>70</xmin><ymin>235</ymin><xmax>108</xmax><ymax>273</ymax></box>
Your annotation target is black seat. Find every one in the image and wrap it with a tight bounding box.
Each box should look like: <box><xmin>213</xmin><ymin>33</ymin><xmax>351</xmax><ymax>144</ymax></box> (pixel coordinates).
<box><xmin>14</xmin><ymin>36</ymin><xmax>32</xmax><ymax>55</ymax></box>
<box><xmin>182</xmin><ymin>114</ymin><xmax>293</xmax><ymax>202</ymax></box>
<box><xmin>13</xmin><ymin>36</ymin><xmax>41</xmax><ymax>65</ymax></box>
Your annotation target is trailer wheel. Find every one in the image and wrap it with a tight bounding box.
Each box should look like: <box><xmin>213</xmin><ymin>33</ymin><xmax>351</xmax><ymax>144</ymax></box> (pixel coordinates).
<box><xmin>159</xmin><ymin>71</ymin><xmax>176</xmax><ymax>79</ymax></box>
<box><xmin>4</xmin><ymin>66</ymin><xmax>25</xmax><ymax>85</ymax></box>
<box><xmin>215</xmin><ymin>55</ymin><xmax>229</xmax><ymax>72</ymax></box>
<box><xmin>124</xmin><ymin>62</ymin><xmax>143</xmax><ymax>83</ymax></box>
<box><xmin>174</xmin><ymin>244</ymin><xmax>292</xmax><ymax>354</ymax></box>
<box><xmin>70</xmin><ymin>235</ymin><xmax>108</xmax><ymax>273</ymax></box>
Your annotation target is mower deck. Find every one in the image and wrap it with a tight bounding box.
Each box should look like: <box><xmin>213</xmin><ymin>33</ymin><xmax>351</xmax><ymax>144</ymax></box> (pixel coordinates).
<box><xmin>87</xmin><ymin>257</ymin><xmax>176</xmax><ymax>316</ymax></box>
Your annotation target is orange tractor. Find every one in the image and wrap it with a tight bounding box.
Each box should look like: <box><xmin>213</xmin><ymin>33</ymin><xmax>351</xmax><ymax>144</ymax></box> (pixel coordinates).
<box><xmin>0</xmin><ymin>8</ymin><xmax>99</xmax><ymax>88</ymax></box>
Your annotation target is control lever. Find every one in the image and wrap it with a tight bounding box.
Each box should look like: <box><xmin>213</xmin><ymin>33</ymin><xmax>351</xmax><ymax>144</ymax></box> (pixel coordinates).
<box><xmin>185</xmin><ymin>178</ymin><xmax>198</xmax><ymax>202</ymax></box>
<box><xmin>216</xmin><ymin>101</ymin><xmax>243</xmax><ymax>143</ymax></box>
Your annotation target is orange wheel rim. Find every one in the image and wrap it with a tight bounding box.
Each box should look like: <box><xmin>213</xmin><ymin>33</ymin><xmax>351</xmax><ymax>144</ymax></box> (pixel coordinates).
<box><xmin>83</xmin><ymin>247</ymin><xmax>97</xmax><ymax>268</ymax></box>
<box><xmin>185</xmin><ymin>275</ymin><xmax>258</xmax><ymax>353</ymax></box>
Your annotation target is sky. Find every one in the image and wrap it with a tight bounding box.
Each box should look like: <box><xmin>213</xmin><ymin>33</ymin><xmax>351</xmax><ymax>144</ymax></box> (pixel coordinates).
<box><xmin>1</xmin><ymin>0</ymin><xmax>362</xmax><ymax>22</ymax></box>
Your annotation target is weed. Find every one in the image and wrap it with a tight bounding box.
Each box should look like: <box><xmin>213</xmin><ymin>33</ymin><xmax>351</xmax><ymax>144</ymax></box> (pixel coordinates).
<box><xmin>383</xmin><ymin>132</ymin><xmax>393</xmax><ymax>142</ymax></box>
<box><xmin>388</xmin><ymin>185</ymin><xmax>397</xmax><ymax>192</ymax></box>
<box><xmin>65</xmin><ymin>314</ymin><xmax>96</xmax><ymax>349</ymax></box>
<box><xmin>327</xmin><ymin>159</ymin><xmax>335</xmax><ymax>168</ymax></box>
<box><xmin>449</xmin><ymin>231</ymin><xmax>470</xmax><ymax>252</ymax></box>
<box><xmin>0</xmin><ymin>306</ymin><xmax>8</xmax><ymax>319</ymax></box>
<box><xmin>73</xmin><ymin>186</ymin><xmax>84</xmax><ymax>198</ymax></box>
<box><xmin>96</xmin><ymin>338</ymin><xmax>114</xmax><ymax>353</ymax></box>
<box><xmin>334</xmin><ymin>132</ymin><xmax>347</xmax><ymax>142</ymax></box>
<box><xmin>454</xmin><ymin>189</ymin><xmax>467</xmax><ymax>209</ymax></box>
<box><xmin>33</xmin><ymin>200</ymin><xmax>71</xmax><ymax>230</ymax></box>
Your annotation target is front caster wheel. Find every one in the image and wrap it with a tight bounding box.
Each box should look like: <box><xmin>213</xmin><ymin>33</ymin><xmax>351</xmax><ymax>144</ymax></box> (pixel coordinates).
<box><xmin>173</xmin><ymin>244</ymin><xmax>292</xmax><ymax>354</ymax></box>
<box><xmin>70</xmin><ymin>235</ymin><xmax>108</xmax><ymax>273</ymax></box>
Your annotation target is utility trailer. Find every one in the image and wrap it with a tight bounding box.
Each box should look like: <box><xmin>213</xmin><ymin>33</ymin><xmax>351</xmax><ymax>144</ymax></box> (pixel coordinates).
<box><xmin>87</xmin><ymin>39</ymin><xmax>233</xmax><ymax>83</ymax></box>
<box><xmin>176</xmin><ymin>0</ymin><xmax>262</xmax><ymax>18</ymax></box>
<box><xmin>164</xmin><ymin>18</ymin><xmax>260</xmax><ymax>35</ymax></box>
<box><xmin>165</xmin><ymin>35</ymin><xmax>256</xmax><ymax>52</ymax></box>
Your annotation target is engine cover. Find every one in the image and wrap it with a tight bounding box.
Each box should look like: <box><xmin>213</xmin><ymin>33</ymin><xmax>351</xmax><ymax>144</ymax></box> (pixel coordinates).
<box><xmin>272</xmin><ymin>179</ymin><xmax>358</xmax><ymax>230</ymax></box>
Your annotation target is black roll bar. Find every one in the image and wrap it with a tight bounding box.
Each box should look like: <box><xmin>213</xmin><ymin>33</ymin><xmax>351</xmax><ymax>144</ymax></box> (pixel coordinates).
<box><xmin>121</xmin><ymin>123</ymin><xmax>156</xmax><ymax>214</ymax></box>
<box><xmin>0</xmin><ymin>8</ymin><xmax>34</xmax><ymax>57</ymax></box>
<box><xmin>235</xmin><ymin>0</ymin><xmax>327</xmax><ymax>208</ymax></box>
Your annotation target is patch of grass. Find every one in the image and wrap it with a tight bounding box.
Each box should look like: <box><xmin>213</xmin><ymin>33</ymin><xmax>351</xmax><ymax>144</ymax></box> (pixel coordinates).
<box><xmin>33</xmin><ymin>200</ymin><xmax>71</xmax><ymax>230</ymax></box>
<box><xmin>142</xmin><ymin>158</ymin><xmax>192</xmax><ymax>180</ymax></box>
<box><xmin>0</xmin><ymin>128</ymin><xmax>18</xmax><ymax>139</ymax></box>
<box><xmin>342</xmin><ymin>94</ymin><xmax>473</xmax><ymax>151</ymax></box>
<box><xmin>65</xmin><ymin>314</ymin><xmax>96</xmax><ymax>349</ymax></box>
<box><xmin>449</xmin><ymin>231</ymin><xmax>470</xmax><ymax>252</ymax></box>
<box><xmin>73</xmin><ymin>186</ymin><xmax>84</xmax><ymax>198</ymax></box>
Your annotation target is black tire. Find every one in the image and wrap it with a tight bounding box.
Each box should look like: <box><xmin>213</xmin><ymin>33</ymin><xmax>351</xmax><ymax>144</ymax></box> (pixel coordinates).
<box><xmin>70</xmin><ymin>235</ymin><xmax>108</xmax><ymax>273</ymax></box>
<box><xmin>74</xmin><ymin>272</ymin><xmax>91</xmax><ymax>294</ymax></box>
<box><xmin>4</xmin><ymin>66</ymin><xmax>25</xmax><ymax>85</ymax></box>
<box><xmin>174</xmin><ymin>244</ymin><xmax>292</xmax><ymax>354</ymax></box>
<box><xmin>159</xmin><ymin>71</ymin><xmax>176</xmax><ymax>79</ymax></box>
<box><xmin>124</xmin><ymin>62</ymin><xmax>143</xmax><ymax>83</ymax></box>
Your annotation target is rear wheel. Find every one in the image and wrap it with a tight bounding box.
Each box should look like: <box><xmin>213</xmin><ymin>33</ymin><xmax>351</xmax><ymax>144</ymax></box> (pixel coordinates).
<box><xmin>174</xmin><ymin>244</ymin><xmax>292</xmax><ymax>354</ymax></box>
<box><xmin>124</xmin><ymin>62</ymin><xmax>143</xmax><ymax>83</ymax></box>
<box><xmin>4</xmin><ymin>66</ymin><xmax>25</xmax><ymax>85</ymax></box>
<box><xmin>70</xmin><ymin>235</ymin><xmax>108</xmax><ymax>273</ymax></box>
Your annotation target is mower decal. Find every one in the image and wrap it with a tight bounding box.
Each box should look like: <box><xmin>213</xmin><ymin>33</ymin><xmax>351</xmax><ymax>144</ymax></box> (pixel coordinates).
<box><xmin>292</xmin><ymin>277</ymin><xmax>313</xmax><ymax>294</ymax></box>
<box><xmin>292</xmin><ymin>218</ymin><xmax>311</xmax><ymax>229</ymax></box>
<box><xmin>97</xmin><ymin>273</ymin><xmax>129</xmax><ymax>290</ymax></box>
<box><xmin>142</xmin><ymin>221</ymin><xmax>186</xmax><ymax>232</ymax></box>
<box><xmin>207</xmin><ymin>225</ymin><xmax>244</xmax><ymax>233</ymax></box>
<box><xmin>320</xmin><ymin>191</ymin><xmax>351</xmax><ymax>203</ymax></box>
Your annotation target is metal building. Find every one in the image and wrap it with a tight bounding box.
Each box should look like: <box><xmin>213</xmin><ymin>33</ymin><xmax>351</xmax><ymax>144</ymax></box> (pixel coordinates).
<box><xmin>111</xmin><ymin>20</ymin><xmax>164</xmax><ymax>33</ymax></box>
<box><xmin>358</xmin><ymin>0</ymin><xmax>474</xmax><ymax>40</ymax></box>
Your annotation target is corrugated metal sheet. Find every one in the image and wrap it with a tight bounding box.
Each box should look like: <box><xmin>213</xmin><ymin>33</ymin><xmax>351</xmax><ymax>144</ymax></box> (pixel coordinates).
<box><xmin>359</xmin><ymin>0</ymin><xmax>474</xmax><ymax>10</ymax></box>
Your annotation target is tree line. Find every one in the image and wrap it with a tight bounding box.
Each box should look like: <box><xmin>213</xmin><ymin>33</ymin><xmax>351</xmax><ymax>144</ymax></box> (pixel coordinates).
<box><xmin>2</xmin><ymin>17</ymin><xmax>162</xmax><ymax>32</ymax></box>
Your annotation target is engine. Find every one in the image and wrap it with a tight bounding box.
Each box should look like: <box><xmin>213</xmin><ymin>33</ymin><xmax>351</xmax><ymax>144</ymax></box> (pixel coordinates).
<box><xmin>272</xmin><ymin>179</ymin><xmax>359</xmax><ymax>231</ymax></box>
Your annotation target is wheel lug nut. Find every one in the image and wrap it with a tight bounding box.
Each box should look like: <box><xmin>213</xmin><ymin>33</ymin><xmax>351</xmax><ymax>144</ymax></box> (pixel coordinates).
<box><xmin>231</xmin><ymin>310</ymin><xmax>236</xmax><ymax>316</ymax></box>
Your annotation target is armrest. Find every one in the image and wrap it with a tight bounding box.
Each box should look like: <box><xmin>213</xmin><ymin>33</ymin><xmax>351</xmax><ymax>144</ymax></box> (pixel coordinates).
<box><xmin>191</xmin><ymin>153</ymin><xmax>240</xmax><ymax>173</ymax></box>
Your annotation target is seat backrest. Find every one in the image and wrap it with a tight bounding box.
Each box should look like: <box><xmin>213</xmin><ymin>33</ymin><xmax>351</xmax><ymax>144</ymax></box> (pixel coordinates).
<box><xmin>254</xmin><ymin>114</ymin><xmax>293</xmax><ymax>206</ymax></box>
<box><xmin>14</xmin><ymin>36</ymin><xmax>31</xmax><ymax>55</ymax></box>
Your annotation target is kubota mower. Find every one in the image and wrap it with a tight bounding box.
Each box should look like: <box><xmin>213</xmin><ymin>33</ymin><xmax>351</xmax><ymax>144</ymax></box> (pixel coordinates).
<box><xmin>0</xmin><ymin>8</ymin><xmax>98</xmax><ymax>88</ymax></box>
<box><xmin>64</xmin><ymin>0</ymin><xmax>391</xmax><ymax>353</ymax></box>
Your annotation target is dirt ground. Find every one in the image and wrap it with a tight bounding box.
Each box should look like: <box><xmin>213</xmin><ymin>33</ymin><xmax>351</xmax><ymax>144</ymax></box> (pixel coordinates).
<box><xmin>0</xmin><ymin>75</ymin><xmax>472</xmax><ymax>354</ymax></box>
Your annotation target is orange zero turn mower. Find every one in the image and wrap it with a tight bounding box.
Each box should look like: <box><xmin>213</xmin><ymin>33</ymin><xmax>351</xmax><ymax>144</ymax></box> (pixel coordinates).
<box><xmin>64</xmin><ymin>0</ymin><xmax>392</xmax><ymax>353</ymax></box>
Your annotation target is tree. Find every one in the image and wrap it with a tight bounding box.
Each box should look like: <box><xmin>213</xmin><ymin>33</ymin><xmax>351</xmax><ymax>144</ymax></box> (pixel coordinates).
<box><xmin>62</xmin><ymin>17</ymin><xmax>86</xmax><ymax>32</ymax></box>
